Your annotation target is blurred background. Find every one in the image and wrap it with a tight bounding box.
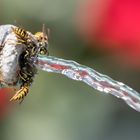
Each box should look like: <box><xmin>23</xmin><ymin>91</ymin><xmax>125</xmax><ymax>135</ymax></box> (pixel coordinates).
<box><xmin>0</xmin><ymin>0</ymin><xmax>140</xmax><ymax>140</ymax></box>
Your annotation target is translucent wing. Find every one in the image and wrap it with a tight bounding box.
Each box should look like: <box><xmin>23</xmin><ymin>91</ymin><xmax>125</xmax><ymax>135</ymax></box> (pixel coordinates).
<box><xmin>36</xmin><ymin>55</ymin><xmax>140</xmax><ymax>112</ymax></box>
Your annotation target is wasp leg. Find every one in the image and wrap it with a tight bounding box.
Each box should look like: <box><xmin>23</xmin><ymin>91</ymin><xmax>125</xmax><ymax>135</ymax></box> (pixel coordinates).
<box><xmin>17</xmin><ymin>38</ymin><xmax>26</xmax><ymax>44</ymax></box>
<box><xmin>10</xmin><ymin>86</ymin><xmax>29</xmax><ymax>103</ymax></box>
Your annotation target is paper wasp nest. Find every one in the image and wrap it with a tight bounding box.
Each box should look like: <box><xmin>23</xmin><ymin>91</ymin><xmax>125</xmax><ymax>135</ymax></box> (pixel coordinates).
<box><xmin>0</xmin><ymin>24</ymin><xmax>48</xmax><ymax>102</ymax></box>
<box><xmin>0</xmin><ymin>25</ymin><xmax>35</xmax><ymax>87</ymax></box>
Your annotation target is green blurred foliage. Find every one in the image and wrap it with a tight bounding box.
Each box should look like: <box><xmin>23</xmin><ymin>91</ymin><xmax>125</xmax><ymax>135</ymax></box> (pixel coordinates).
<box><xmin>0</xmin><ymin>0</ymin><xmax>140</xmax><ymax>140</ymax></box>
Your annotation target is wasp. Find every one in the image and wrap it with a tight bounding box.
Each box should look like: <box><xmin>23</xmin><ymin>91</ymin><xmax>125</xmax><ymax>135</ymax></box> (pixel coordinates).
<box><xmin>0</xmin><ymin>25</ymin><xmax>49</xmax><ymax>103</ymax></box>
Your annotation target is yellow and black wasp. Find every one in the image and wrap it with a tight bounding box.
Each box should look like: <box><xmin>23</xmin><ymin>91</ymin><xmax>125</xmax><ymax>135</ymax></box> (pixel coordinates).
<box><xmin>7</xmin><ymin>25</ymin><xmax>49</xmax><ymax>103</ymax></box>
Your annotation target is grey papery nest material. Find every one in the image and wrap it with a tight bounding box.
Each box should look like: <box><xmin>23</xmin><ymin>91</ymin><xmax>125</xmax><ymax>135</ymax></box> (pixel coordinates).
<box><xmin>0</xmin><ymin>25</ymin><xmax>37</xmax><ymax>86</ymax></box>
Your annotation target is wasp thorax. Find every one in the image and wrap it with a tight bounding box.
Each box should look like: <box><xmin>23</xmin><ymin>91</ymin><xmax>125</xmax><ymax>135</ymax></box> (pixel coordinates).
<box><xmin>34</xmin><ymin>32</ymin><xmax>49</xmax><ymax>55</ymax></box>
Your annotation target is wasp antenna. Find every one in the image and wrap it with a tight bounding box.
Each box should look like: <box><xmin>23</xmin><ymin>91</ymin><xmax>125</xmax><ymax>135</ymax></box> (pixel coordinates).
<box><xmin>14</xmin><ymin>20</ymin><xmax>17</xmax><ymax>25</ymax></box>
<box><xmin>42</xmin><ymin>23</ymin><xmax>50</xmax><ymax>41</ymax></box>
<box><xmin>42</xmin><ymin>24</ymin><xmax>46</xmax><ymax>42</ymax></box>
<box><xmin>47</xmin><ymin>28</ymin><xmax>50</xmax><ymax>40</ymax></box>
<box><xmin>13</xmin><ymin>20</ymin><xmax>23</xmax><ymax>28</ymax></box>
<box><xmin>42</xmin><ymin>24</ymin><xmax>47</xmax><ymax>35</ymax></box>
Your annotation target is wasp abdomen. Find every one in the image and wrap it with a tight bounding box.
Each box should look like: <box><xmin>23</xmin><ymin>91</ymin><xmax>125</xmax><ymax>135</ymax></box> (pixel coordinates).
<box><xmin>10</xmin><ymin>86</ymin><xmax>29</xmax><ymax>102</ymax></box>
<box><xmin>12</xmin><ymin>27</ymin><xmax>29</xmax><ymax>39</ymax></box>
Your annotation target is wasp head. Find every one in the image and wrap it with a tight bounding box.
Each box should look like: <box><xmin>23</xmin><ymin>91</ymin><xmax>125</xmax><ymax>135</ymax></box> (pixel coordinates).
<box><xmin>34</xmin><ymin>32</ymin><xmax>49</xmax><ymax>55</ymax></box>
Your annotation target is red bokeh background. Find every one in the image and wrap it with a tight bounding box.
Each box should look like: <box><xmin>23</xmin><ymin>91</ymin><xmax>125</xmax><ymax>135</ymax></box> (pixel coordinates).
<box><xmin>77</xmin><ymin>0</ymin><xmax>140</xmax><ymax>67</ymax></box>
<box><xmin>0</xmin><ymin>88</ymin><xmax>13</xmax><ymax>119</ymax></box>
